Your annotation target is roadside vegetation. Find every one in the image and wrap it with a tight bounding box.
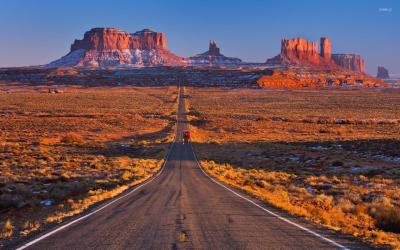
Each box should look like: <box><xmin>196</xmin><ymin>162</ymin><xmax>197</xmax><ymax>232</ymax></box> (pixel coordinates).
<box><xmin>0</xmin><ymin>86</ymin><xmax>177</xmax><ymax>246</ymax></box>
<box><xmin>188</xmin><ymin>87</ymin><xmax>400</xmax><ymax>249</ymax></box>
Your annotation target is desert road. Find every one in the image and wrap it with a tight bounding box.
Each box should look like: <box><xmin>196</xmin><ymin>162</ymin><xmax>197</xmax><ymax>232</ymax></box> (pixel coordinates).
<box><xmin>15</xmin><ymin>86</ymin><xmax>371</xmax><ymax>250</ymax></box>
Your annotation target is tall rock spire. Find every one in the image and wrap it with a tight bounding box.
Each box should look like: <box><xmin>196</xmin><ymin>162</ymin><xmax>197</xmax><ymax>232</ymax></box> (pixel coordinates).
<box><xmin>320</xmin><ymin>37</ymin><xmax>332</xmax><ymax>60</ymax></box>
<box><xmin>208</xmin><ymin>40</ymin><xmax>221</xmax><ymax>56</ymax></box>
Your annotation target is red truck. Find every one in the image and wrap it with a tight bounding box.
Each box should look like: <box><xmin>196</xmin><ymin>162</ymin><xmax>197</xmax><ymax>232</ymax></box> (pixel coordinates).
<box><xmin>183</xmin><ymin>130</ymin><xmax>190</xmax><ymax>144</ymax></box>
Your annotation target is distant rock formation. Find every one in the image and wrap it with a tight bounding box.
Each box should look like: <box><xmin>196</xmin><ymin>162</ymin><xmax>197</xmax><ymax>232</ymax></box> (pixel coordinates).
<box><xmin>70</xmin><ymin>28</ymin><xmax>167</xmax><ymax>51</ymax></box>
<box><xmin>266</xmin><ymin>37</ymin><xmax>338</xmax><ymax>69</ymax></box>
<box><xmin>320</xmin><ymin>37</ymin><xmax>332</xmax><ymax>60</ymax></box>
<box><xmin>48</xmin><ymin>28</ymin><xmax>185</xmax><ymax>67</ymax></box>
<box><xmin>257</xmin><ymin>68</ymin><xmax>386</xmax><ymax>89</ymax></box>
<box><xmin>266</xmin><ymin>37</ymin><xmax>365</xmax><ymax>72</ymax></box>
<box><xmin>377</xmin><ymin>66</ymin><xmax>390</xmax><ymax>79</ymax></box>
<box><xmin>208</xmin><ymin>40</ymin><xmax>220</xmax><ymax>55</ymax></box>
<box><xmin>331</xmin><ymin>54</ymin><xmax>365</xmax><ymax>73</ymax></box>
<box><xmin>188</xmin><ymin>40</ymin><xmax>242</xmax><ymax>66</ymax></box>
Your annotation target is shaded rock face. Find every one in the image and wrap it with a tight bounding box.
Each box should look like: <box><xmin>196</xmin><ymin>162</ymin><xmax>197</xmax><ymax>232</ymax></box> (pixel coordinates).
<box><xmin>320</xmin><ymin>37</ymin><xmax>332</xmax><ymax>60</ymax></box>
<box><xmin>208</xmin><ymin>40</ymin><xmax>221</xmax><ymax>56</ymax></box>
<box><xmin>377</xmin><ymin>66</ymin><xmax>390</xmax><ymax>79</ymax></box>
<box><xmin>266</xmin><ymin>37</ymin><xmax>337</xmax><ymax>69</ymax></box>
<box><xmin>188</xmin><ymin>40</ymin><xmax>242</xmax><ymax>66</ymax></box>
<box><xmin>266</xmin><ymin>37</ymin><xmax>365</xmax><ymax>72</ymax></box>
<box><xmin>49</xmin><ymin>28</ymin><xmax>184</xmax><ymax>67</ymax></box>
<box><xmin>331</xmin><ymin>54</ymin><xmax>365</xmax><ymax>72</ymax></box>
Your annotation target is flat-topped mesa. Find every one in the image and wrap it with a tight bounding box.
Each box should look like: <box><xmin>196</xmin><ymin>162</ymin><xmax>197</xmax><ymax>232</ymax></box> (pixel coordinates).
<box><xmin>331</xmin><ymin>54</ymin><xmax>365</xmax><ymax>73</ymax></box>
<box><xmin>131</xmin><ymin>29</ymin><xmax>167</xmax><ymax>50</ymax></box>
<box><xmin>49</xmin><ymin>27</ymin><xmax>184</xmax><ymax>67</ymax></box>
<box><xmin>188</xmin><ymin>40</ymin><xmax>242</xmax><ymax>66</ymax></box>
<box><xmin>70</xmin><ymin>28</ymin><xmax>167</xmax><ymax>52</ymax></box>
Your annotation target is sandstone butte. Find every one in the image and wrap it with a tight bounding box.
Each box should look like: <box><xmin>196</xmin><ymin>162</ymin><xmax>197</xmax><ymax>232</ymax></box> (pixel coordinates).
<box><xmin>70</xmin><ymin>28</ymin><xmax>167</xmax><ymax>51</ymax></box>
<box><xmin>266</xmin><ymin>37</ymin><xmax>365</xmax><ymax>72</ymax></box>
<box><xmin>48</xmin><ymin>28</ymin><xmax>185</xmax><ymax>67</ymax></box>
<box><xmin>46</xmin><ymin>27</ymin><xmax>385</xmax><ymax>90</ymax></box>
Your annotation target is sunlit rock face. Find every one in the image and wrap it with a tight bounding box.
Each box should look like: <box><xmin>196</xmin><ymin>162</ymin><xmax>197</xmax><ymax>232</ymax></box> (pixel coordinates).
<box><xmin>48</xmin><ymin>28</ymin><xmax>185</xmax><ymax>67</ymax></box>
<box><xmin>320</xmin><ymin>37</ymin><xmax>332</xmax><ymax>60</ymax></box>
<box><xmin>266</xmin><ymin>37</ymin><xmax>337</xmax><ymax>69</ymax></box>
<box><xmin>188</xmin><ymin>40</ymin><xmax>242</xmax><ymax>66</ymax></box>
<box><xmin>266</xmin><ymin>37</ymin><xmax>365</xmax><ymax>72</ymax></box>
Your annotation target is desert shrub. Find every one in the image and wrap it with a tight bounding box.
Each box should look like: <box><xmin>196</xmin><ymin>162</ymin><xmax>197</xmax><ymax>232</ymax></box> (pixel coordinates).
<box><xmin>373</xmin><ymin>206</ymin><xmax>400</xmax><ymax>233</ymax></box>
<box><xmin>336</xmin><ymin>197</ymin><xmax>355</xmax><ymax>213</ymax></box>
<box><xmin>0</xmin><ymin>219</ymin><xmax>14</xmax><ymax>239</ymax></box>
<box><xmin>242</xmin><ymin>176</ymin><xmax>255</xmax><ymax>186</ymax></box>
<box><xmin>61</xmin><ymin>133</ymin><xmax>83</xmax><ymax>144</ymax></box>
<box><xmin>20</xmin><ymin>220</ymin><xmax>40</xmax><ymax>236</ymax></box>
<box><xmin>59</xmin><ymin>173</ymin><xmax>72</xmax><ymax>182</ymax></box>
<box><xmin>312</xmin><ymin>194</ymin><xmax>333</xmax><ymax>210</ymax></box>
<box><xmin>255</xmin><ymin>180</ymin><xmax>266</xmax><ymax>188</ymax></box>
<box><xmin>224</xmin><ymin>172</ymin><xmax>234</xmax><ymax>180</ymax></box>
<box><xmin>121</xmin><ymin>171</ymin><xmax>134</xmax><ymax>181</ymax></box>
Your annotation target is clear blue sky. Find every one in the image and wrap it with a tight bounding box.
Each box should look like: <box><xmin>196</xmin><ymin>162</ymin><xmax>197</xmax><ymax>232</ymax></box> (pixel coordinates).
<box><xmin>0</xmin><ymin>0</ymin><xmax>398</xmax><ymax>75</ymax></box>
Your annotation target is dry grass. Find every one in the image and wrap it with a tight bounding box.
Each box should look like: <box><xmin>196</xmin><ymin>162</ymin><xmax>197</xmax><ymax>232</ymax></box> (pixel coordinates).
<box><xmin>0</xmin><ymin>86</ymin><xmax>177</xmax><ymax>246</ymax></box>
<box><xmin>188</xmin><ymin>87</ymin><xmax>400</xmax><ymax>249</ymax></box>
<box><xmin>0</xmin><ymin>220</ymin><xmax>14</xmax><ymax>239</ymax></box>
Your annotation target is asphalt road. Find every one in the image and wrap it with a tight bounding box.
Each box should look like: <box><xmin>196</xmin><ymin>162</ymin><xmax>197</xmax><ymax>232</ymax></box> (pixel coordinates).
<box><xmin>16</xmin><ymin>86</ymin><xmax>371</xmax><ymax>250</ymax></box>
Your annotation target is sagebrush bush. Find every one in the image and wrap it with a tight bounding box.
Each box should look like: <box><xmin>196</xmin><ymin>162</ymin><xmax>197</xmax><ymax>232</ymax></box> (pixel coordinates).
<box><xmin>0</xmin><ymin>219</ymin><xmax>14</xmax><ymax>239</ymax></box>
<box><xmin>61</xmin><ymin>133</ymin><xmax>83</xmax><ymax>144</ymax></box>
<box><xmin>374</xmin><ymin>206</ymin><xmax>400</xmax><ymax>233</ymax></box>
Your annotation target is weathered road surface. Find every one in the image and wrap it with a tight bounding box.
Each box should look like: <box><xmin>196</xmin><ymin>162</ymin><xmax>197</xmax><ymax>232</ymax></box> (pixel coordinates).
<box><xmin>17</xmin><ymin>86</ymin><xmax>371</xmax><ymax>250</ymax></box>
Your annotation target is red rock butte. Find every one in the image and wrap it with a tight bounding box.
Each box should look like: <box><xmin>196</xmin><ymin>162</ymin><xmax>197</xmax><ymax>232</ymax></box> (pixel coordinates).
<box><xmin>320</xmin><ymin>37</ymin><xmax>332</xmax><ymax>59</ymax></box>
<box><xmin>48</xmin><ymin>27</ymin><xmax>366</xmax><ymax>72</ymax></box>
<box><xmin>49</xmin><ymin>28</ymin><xmax>184</xmax><ymax>67</ymax></box>
<box><xmin>70</xmin><ymin>28</ymin><xmax>167</xmax><ymax>52</ymax></box>
<box><xmin>267</xmin><ymin>37</ymin><xmax>365</xmax><ymax>72</ymax></box>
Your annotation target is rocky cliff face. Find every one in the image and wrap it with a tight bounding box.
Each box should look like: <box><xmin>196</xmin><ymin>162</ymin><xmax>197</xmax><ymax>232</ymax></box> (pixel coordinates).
<box><xmin>377</xmin><ymin>66</ymin><xmax>390</xmax><ymax>79</ymax></box>
<box><xmin>48</xmin><ymin>28</ymin><xmax>184</xmax><ymax>67</ymax></box>
<box><xmin>70</xmin><ymin>28</ymin><xmax>167</xmax><ymax>51</ymax></box>
<box><xmin>331</xmin><ymin>54</ymin><xmax>365</xmax><ymax>72</ymax></box>
<box><xmin>281</xmin><ymin>38</ymin><xmax>319</xmax><ymax>63</ymax></box>
<box><xmin>208</xmin><ymin>40</ymin><xmax>220</xmax><ymax>56</ymax></box>
<box><xmin>188</xmin><ymin>40</ymin><xmax>242</xmax><ymax>66</ymax></box>
<box><xmin>266</xmin><ymin>37</ymin><xmax>365</xmax><ymax>72</ymax></box>
<box><xmin>320</xmin><ymin>37</ymin><xmax>332</xmax><ymax>60</ymax></box>
<box><xmin>266</xmin><ymin>37</ymin><xmax>337</xmax><ymax>69</ymax></box>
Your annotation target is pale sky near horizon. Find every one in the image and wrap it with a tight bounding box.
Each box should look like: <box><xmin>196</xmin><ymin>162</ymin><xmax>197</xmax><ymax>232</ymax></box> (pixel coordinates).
<box><xmin>0</xmin><ymin>0</ymin><xmax>398</xmax><ymax>75</ymax></box>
